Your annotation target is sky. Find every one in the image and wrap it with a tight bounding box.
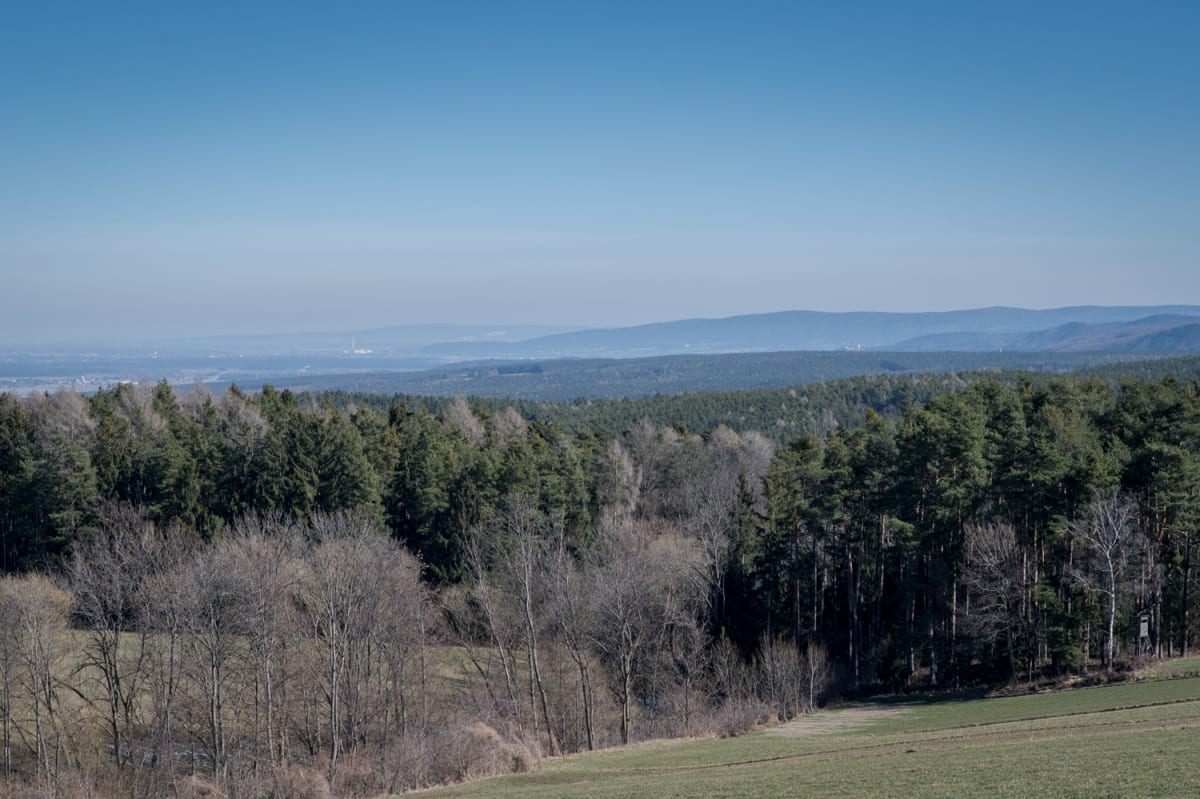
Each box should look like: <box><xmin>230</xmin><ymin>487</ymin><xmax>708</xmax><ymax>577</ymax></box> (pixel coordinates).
<box><xmin>2</xmin><ymin>0</ymin><xmax>1198</xmax><ymax>343</ymax></box>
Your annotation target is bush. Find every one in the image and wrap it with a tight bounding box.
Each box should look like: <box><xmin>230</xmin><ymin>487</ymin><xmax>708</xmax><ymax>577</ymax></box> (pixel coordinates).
<box><xmin>261</xmin><ymin>766</ymin><xmax>329</xmax><ymax>799</ymax></box>
<box><xmin>462</xmin><ymin>722</ymin><xmax>541</xmax><ymax>779</ymax></box>
<box><xmin>176</xmin><ymin>775</ymin><xmax>228</xmax><ymax>799</ymax></box>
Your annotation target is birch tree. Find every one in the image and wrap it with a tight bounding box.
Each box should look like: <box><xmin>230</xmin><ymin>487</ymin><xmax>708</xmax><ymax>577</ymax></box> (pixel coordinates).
<box><xmin>1070</xmin><ymin>495</ymin><xmax>1139</xmax><ymax>668</ymax></box>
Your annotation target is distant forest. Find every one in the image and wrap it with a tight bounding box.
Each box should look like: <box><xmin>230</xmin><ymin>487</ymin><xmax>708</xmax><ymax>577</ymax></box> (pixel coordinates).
<box><xmin>0</xmin><ymin>369</ymin><xmax>1198</xmax><ymax>795</ymax></box>
<box><xmin>307</xmin><ymin>354</ymin><xmax>1200</xmax><ymax>442</ymax></box>
<box><xmin>254</xmin><ymin>350</ymin><xmax>1200</xmax><ymax>402</ymax></box>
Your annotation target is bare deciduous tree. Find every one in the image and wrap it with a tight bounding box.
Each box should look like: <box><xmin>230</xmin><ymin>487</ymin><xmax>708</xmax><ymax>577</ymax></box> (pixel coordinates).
<box><xmin>1070</xmin><ymin>494</ymin><xmax>1140</xmax><ymax>668</ymax></box>
<box><xmin>137</xmin><ymin>529</ymin><xmax>192</xmax><ymax>780</ymax></box>
<box><xmin>962</xmin><ymin>522</ymin><xmax>1025</xmax><ymax>681</ymax></box>
<box><xmin>450</xmin><ymin>497</ymin><xmax>564</xmax><ymax>755</ymax></box>
<box><xmin>588</xmin><ymin>518</ymin><xmax>703</xmax><ymax>744</ymax></box>
<box><xmin>546</xmin><ymin>546</ymin><xmax>597</xmax><ymax>751</ymax></box>
<box><xmin>71</xmin><ymin>503</ymin><xmax>165</xmax><ymax>770</ymax></box>
<box><xmin>299</xmin><ymin>510</ymin><xmax>426</xmax><ymax>777</ymax></box>
<box><xmin>753</xmin><ymin>635</ymin><xmax>829</xmax><ymax>718</ymax></box>
<box><xmin>493</xmin><ymin>497</ymin><xmax>561</xmax><ymax>756</ymax></box>
<box><xmin>0</xmin><ymin>574</ymin><xmax>71</xmax><ymax>780</ymax></box>
<box><xmin>451</xmin><ymin>528</ymin><xmax>523</xmax><ymax>727</ymax></box>
<box><xmin>441</xmin><ymin>397</ymin><xmax>486</xmax><ymax>448</ymax></box>
<box><xmin>176</xmin><ymin>544</ymin><xmax>253</xmax><ymax>779</ymax></box>
<box><xmin>225</xmin><ymin>513</ymin><xmax>304</xmax><ymax>774</ymax></box>
<box><xmin>594</xmin><ymin>439</ymin><xmax>640</xmax><ymax>526</ymax></box>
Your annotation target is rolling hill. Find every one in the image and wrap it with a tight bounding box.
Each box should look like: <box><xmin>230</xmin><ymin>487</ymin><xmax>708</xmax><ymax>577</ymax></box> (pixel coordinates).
<box><xmin>891</xmin><ymin>314</ymin><xmax>1200</xmax><ymax>352</ymax></box>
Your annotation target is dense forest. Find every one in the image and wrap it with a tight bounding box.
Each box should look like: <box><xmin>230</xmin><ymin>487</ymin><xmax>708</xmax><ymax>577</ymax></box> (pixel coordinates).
<box><xmin>0</xmin><ymin>373</ymin><xmax>1197</xmax><ymax>796</ymax></box>
<box><xmin>305</xmin><ymin>355</ymin><xmax>1200</xmax><ymax>443</ymax></box>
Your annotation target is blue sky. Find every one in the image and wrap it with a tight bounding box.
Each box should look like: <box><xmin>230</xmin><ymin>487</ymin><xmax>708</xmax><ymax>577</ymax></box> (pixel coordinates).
<box><xmin>2</xmin><ymin>1</ymin><xmax>1197</xmax><ymax>342</ymax></box>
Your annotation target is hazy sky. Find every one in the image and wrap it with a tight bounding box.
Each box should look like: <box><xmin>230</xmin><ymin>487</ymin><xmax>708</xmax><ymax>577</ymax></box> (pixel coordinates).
<box><xmin>2</xmin><ymin>1</ymin><xmax>1197</xmax><ymax>343</ymax></box>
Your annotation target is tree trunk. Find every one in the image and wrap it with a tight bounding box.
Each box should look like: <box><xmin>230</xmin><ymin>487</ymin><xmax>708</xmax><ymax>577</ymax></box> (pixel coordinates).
<box><xmin>846</xmin><ymin>548</ymin><xmax>859</xmax><ymax>687</ymax></box>
<box><xmin>327</xmin><ymin>613</ymin><xmax>341</xmax><ymax>770</ymax></box>
<box><xmin>620</xmin><ymin>648</ymin><xmax>634</xmax><ymax>746</ymax></box>
<box><xmin>520</xmin><ymin>547</ymin><xmax>561</xmax><ymax>756</ymax></box>
<box><xmin>266</xmin><ymin>660</ymin><xmax>277</xmax><ymax>766</ymax></box>
<box><xmin>811</xmin><ymin>525</ymin><xmax>819</xmax><ymax>635</ymax></box>
<box><xmin>207</xmin><ymin>637</ymin><xmax>226</xmax><ymax>780</ymax></box>
<box><xmin>3</xmin><ymin>670</ymin><xmax>11</xmax><ymax>778</ymax></box>
<box><xmin>1106</xmin><ymin>580</ymin><xmax>1117</xmax><ymax>669</ymax></box>
<box><xmin>1182</xmin><ymin>534</ymin><xmax>1192</xmax><ymax>657</ymax></box>
<box><xmin>1082</xmin><ymin>621</ymin><xmax>1090</xmax><ymax>673</ymax></box>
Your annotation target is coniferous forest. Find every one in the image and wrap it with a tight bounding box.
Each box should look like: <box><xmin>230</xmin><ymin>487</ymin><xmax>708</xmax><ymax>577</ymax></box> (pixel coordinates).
<box><xmin>0</xmin><ymin>373</ymin><xmax>1197</xmax><ymax>796</ymax></box>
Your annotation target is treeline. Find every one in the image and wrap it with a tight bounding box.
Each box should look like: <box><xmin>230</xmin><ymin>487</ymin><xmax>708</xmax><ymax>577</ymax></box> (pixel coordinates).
<box><xmin>0</xmin><ymin>384</ymin><xmax>591</xmax><ymax>573</ymax></box>
<box><xmin>309</xmin><ymin>356</ymin><xmax>1200</xmax><ymax>445</ymax></box>
<box><xmin>513</xmin><ymin>356</ymin><xmax>1200</xmax><ymax>438</ymax></box>
<box><xmin>310</xmin><ymin>370</ymin><xmax>973</xmax><ymax>447</ymax></box>
<box><xmin>0</xmin><ymin>374</ymin><xmax>1199</xmax><ymax>795</ymax></box>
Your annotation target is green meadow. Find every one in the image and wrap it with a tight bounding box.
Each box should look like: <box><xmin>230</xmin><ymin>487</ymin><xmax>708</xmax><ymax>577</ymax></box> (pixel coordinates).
<box><xmin>417</xmin><ymin>666</ymin><xmax>1200</xmax><ymax>799</ymax></box>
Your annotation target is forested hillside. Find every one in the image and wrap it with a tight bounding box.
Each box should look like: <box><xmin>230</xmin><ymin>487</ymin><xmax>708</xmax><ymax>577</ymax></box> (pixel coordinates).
<box><xmin>0</xmin><ymin>374</ymin><xmax>1198</xmax><ymax>796</ymax></box>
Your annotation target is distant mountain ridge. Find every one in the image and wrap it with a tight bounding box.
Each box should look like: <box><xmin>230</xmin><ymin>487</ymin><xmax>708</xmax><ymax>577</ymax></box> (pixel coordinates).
<box><xmin>418</xmin><ymin>306</ymin><xmax>1200</xmax><ymax>359</ymax></box>
<box><xmin>891</xmin><ymin>314</ymin><xmax>1200</xmax><ymax>352</ymax></box>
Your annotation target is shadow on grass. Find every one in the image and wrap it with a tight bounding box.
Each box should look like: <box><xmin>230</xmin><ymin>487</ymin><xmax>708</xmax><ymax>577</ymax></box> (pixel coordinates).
<box><xmin>851</xmin><ymin>689</ymin><xmax>989</xmax><ymax>708</ymax></box>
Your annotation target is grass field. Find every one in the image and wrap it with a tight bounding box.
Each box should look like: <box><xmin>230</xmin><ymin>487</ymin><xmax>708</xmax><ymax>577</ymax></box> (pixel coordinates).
<box><xmin>414</xmin><ymin>667</ymin><xmax>1200</xmax><ymax>798</ymax></box>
